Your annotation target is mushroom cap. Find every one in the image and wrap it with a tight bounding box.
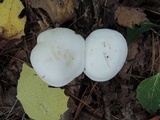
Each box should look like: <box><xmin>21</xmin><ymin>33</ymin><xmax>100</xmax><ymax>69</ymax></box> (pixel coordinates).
<box><xmin>84</xmin><ymin>29</ymin><xmax>128</xmax><ymax>81</ymax></box>
<box><xmin>30</xmin><ymin>28</ymin><xmax>85</xmax><ymax>87</ymax></box>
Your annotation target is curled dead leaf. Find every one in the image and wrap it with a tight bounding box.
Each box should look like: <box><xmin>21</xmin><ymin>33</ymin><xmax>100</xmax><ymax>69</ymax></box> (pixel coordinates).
<box><xmin>115</xmin><ymin>6</ymin><xmax>148</xmax><ymax>28</ymax></box>
<box><xmin>28</xmin><ymin>0</ymin><xmax>75</xmax><ymax>24</ymax></box>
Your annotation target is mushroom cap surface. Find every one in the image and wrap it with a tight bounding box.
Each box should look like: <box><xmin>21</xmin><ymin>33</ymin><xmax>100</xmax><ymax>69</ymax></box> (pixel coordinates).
<box><xmin>30</xmin><ymin>28</ymin><xmax>85</xmax><ymax>87</ymax></box>
<box><xmin>84</xmin><ymin>29</ymin><xmax>128</xmax><ymax>81</ymax></box>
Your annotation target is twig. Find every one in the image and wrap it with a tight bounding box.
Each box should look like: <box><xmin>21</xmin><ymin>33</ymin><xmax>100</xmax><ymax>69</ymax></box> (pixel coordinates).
<box><xmin>5</xmin><ymin>99</ymin><xmax>18</xmax><ymax>119</ymax></box>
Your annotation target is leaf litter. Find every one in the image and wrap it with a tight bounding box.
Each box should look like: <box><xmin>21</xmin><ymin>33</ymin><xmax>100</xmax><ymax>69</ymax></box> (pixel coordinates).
<box><xmin>114</xmin><ymin>5</ymin><xmax>148</xmax><ymax>28</ymax></box>
<box><xmin>0</xmin><ymin>0</ymin><xmax>160</xmax><ymax>119</ymax></box>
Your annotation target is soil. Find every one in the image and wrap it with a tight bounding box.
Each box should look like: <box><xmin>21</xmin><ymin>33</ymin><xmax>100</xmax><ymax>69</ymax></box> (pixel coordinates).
<box><xmin>0</xmin><ymin>0</ymin><xmax>160</xmax><ymax>120</ymax></box>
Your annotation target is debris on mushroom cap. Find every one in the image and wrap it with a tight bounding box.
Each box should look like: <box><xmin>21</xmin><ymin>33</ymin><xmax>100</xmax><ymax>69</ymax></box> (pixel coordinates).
<box><xmin>30</xmin><ymin>28</ymin><xmax>85</xmax><ymax>87</ymax></box>
<box><xmin>84</xmin><ymin>29</ymin><xmax>128</xmax><ymax>82</ymax></box>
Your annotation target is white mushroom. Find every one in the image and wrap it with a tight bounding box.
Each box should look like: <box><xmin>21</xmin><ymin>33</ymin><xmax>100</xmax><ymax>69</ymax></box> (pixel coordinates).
<box><xmin>84</xmin><ymin>29</ymin><xmax>128</xmax><ymax>81</ymax></box>
<box><xmin>30</xmin><ymin>28</ymin><xmax>85</xmax><ymax>87</ymax></box>
<box><xmin>30</xmin><ymin>28</ymin><xmax>128</xmax><ymax>87</ymax></box>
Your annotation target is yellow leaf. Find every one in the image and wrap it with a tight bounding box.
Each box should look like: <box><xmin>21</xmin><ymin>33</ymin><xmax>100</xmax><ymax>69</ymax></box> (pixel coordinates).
<box><xmin>17</xmin><ymin>64</ymin><xmax>68</xmax><ymax>120</ymax></box>
<box><xmin>0</xmin><ymin>0</ymin><xmax>26</xmax><ymax>38</ymax></box>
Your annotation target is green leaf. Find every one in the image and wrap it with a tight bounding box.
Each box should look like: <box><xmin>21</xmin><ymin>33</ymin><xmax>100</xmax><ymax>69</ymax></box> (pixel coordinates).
<box><xmin>136</xmin><ymin>73</ymin><xmax>160</xmax><ymax>114</ymax></box>
<box><xmin>17</xmin><ymin>64</ymin><xmax>68</xmax><ymax>120</ymax></box>
<box><xmin>127</xmin><ymin>21</ymin><xmax>160</xmax><ymax>44</ymax></box>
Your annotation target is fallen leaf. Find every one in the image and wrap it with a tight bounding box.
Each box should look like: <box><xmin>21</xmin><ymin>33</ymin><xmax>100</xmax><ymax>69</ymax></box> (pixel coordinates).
<box><xmin>28</xmin><ymin>0</ymin><xmax>75</xmax><ymax>24</ymax></box>
<box><xmin>127</xmin><ymin>21</ymin><xmax>160</xmax><ymax>44</ymax></box>
<box><xmin>136</xmin><ymin>73</ymin><xmax>160</xmax><ymax>114</ymax></box>
<box><xmin>0</xmin><ymin>0</ymin><xmax>26</xmax><ymax>38</ymax></box>
<box><xmin>150</xmin><ymin>116</ymin><xmax>160</xmax><ymax>120</ymax></box>
<box><xmin>127</xmin><ymin>41</ymin><xmax>139</xmax><ymax>60</ymax></box>
<box><xmin>17</xmin><ymin>64</ymin><xmax>68</xmax><ymax>120</ymax></box>
<box><xmin>115</xmin><ymin>6</ymin><xmax>148</xmax><ymax>28</ymax></box>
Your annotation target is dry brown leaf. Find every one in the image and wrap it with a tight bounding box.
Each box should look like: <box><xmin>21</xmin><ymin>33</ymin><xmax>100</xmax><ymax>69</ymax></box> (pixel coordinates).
<box><xmin>127</xmin><ymin>42</ymin><xmax>139</xmax><ymax>61</ymax></box>
<box><xmin>150</xmin><ymin>116</ymin><xmax>160</xmax><ymax>120</ymax></box>
<box><xmin>28</xmin><ymin>0</ymin><xmax>75</xmax><ymax>24</ymax></box>
<box><xmin>114</xmin><ymin>6</ymin><xmax>148</xmax><ymax>28</ymax></box>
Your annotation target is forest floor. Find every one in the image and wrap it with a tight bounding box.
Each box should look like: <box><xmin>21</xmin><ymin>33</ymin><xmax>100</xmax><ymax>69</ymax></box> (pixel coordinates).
<box><xmin>0</xmin><ymin>0</ymin><xmax>160</xmax><ymax>120</ymax></box>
